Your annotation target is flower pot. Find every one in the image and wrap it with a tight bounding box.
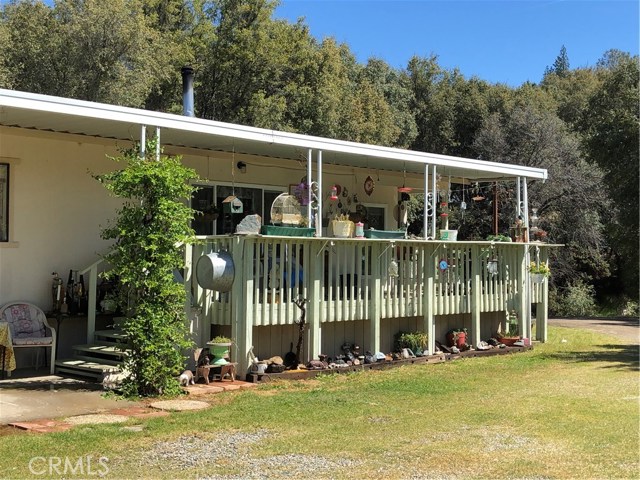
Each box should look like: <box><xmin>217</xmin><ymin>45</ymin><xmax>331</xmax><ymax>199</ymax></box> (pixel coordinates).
<box><xmin>206</xmin><ymin>342</ymin><xmax>232</xmax><ymax>365</ymax></box>
<box><xmin>531</xmin><ymin>273</ymin><xmax>545</xmax><ymax>284</ymax></box>
<box><xmin>498</xmin><ymin>336</ymin><xmax>519</xmax><ymax>346</ymax></box>
<box><xmin>332</xmin><ymin>220</ymin><xmax>354</xmax><ymax>238</ymax></box>
<box><xmin>446</xmin><ymin>331</ymin><xmax>467</xmax><ymax>348</ymax></box>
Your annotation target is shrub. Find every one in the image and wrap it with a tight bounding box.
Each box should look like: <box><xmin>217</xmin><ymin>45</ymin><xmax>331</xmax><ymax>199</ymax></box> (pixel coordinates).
<box><xmin>554</xmin><ymin>281</ymin><xmax>597</xmax><ymax>317</ymax></box>
<box><xmin>621</xmin><ymin>300</ymin><xmax>639</xmax><ymax>317</ymax></box>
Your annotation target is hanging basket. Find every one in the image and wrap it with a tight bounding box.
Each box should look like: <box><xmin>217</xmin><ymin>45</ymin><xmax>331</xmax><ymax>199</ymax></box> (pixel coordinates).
<box><xmin>531</xmin><ymin>273</ymin><xmax>546</xmax><ymax>284</ymax></box>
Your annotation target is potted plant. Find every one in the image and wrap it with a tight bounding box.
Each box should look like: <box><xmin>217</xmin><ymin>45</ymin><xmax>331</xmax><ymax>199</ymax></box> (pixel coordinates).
<box><xmin>394</xmin><ymin>331</ymin><xmax>428</xmax><ymax>356</ymax></box>
<box><xmin>197</xmin><ymin>203</ymin><xmax>219</xmax><ymax>222</ymax></box>
<box><xmin>446</xmin><ymin>328</ymin><xmax>467</xmax><ymax>348</ymax></box>
<box><xmin>206</xmin><ymin>335</ymin><xmax>233</xmax><ymax>365</ymax></box>
<box><xmin>529</xmin><ymin>261</ymin><xmax>550</xmax><ymax>283</ymax></box>
<box><xmin>497</xmin><ymin>311</ymin><xmax>520</xmax><ymax>346</ymax></box>
<box><xmin>331</xmin><ymin>213</ymin><xmax>354</xmax><ymax>238</ymax></box>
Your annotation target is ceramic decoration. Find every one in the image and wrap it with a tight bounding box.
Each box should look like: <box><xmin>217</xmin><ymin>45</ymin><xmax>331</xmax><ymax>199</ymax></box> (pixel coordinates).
<box><xmin>364</xmin><ymin>175</ymin><xmax>375</xmax><ymax>196</ymax></box>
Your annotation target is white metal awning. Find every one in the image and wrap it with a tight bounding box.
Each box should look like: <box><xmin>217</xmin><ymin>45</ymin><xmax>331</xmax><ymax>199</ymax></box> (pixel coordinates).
<box><xmin>0</xmin><ymin>89</ymin><xmax>547</xmax><ymax>181</ymax></box>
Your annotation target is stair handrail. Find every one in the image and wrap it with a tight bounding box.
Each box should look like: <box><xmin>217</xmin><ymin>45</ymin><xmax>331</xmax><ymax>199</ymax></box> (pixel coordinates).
<box><xmin>79</xmin><ymin>257</ymin><xmax>110</xmax><ymax>344</ymax></box>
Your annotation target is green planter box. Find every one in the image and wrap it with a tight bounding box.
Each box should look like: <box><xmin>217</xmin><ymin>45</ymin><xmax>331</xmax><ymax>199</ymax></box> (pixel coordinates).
<box><xmin>364</xmin><ymin>229</ymin><xmax>406</xmax><ymax>239</ymax></box>
<box><xmin>260</xmin><ymin>225</ymin><xmax>316</xmax><ymax>237</ymax></box>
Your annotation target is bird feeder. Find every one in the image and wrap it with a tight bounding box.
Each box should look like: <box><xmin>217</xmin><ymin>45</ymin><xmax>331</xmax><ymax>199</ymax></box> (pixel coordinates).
<box><xmin>222</xmin><ymin>195</ymin><xmax>243</xmax><ymax>214</ymax></box>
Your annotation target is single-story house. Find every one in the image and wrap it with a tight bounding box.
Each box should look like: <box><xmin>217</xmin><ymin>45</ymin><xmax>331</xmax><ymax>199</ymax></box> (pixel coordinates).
<box><xmin>0</xmin><ymin>85</ymin><xmax>553</xmax><ymax>378</ymax></box>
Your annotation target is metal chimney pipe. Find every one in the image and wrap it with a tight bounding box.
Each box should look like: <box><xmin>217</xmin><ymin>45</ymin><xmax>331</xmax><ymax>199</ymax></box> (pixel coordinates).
<box><xmin>181</xmin><ymin>66</ymin><xmax>195</xmax><ymax>117</ymax></box>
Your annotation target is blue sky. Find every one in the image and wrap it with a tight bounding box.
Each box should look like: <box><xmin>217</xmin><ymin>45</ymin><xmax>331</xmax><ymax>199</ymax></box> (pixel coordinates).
<box><xmin>274</xmin><ymin>0</ymin><xmax>639</xmax><ymax>86</ymax></box>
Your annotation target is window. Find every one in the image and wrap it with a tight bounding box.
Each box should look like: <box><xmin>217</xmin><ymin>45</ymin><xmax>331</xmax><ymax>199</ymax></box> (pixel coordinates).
<box><xmin>363</xmin><ymin>205</ymin><xmax>386</xmax><ymax>230</ymax></box>
<box><xmin>191</xmin><ymin>184</ymin><xmax>285</xmax><ymax>235</ymax></box>
<box><xmin>0</xmin><ymin>164</ymin><xmax>8</xmax><ymax>242</ymax></box>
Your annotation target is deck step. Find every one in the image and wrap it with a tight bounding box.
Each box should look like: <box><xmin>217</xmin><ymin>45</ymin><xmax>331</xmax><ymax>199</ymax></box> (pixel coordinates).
<box><xmin>94</xmin><ymin>329</ymin><xmax>127</xmax><ymax>342</ymax></box>
<box><xmin>55</xmin><ymin>359</ymin><xmax>121</xmax><ymax>380</ymax></box>
<box><xmin>70</xmin><ymin>354</ymin><xmax>122</xmax><ymax>367</ymax></box>
<box><xmin>72</xmin><ymin>344</ymin><xmax>128</xmax><ymax>358</ymax></box>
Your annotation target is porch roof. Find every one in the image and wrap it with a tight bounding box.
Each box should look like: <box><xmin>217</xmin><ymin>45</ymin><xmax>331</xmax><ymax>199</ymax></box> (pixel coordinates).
<box><xmin>0</xmin><ymin>89</ymin><xmax>547</xmax><ymax>181</ymax></box>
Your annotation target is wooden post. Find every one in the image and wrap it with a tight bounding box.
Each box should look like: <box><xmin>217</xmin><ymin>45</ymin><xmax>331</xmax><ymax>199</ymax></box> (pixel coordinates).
<box><xmin>536</xmin><ymin>247</ymin><xmax>549</xmax><ymax>342</ymax></box>
<box><xmin>518</xmin><ymin>244</ymin><xmax>528</xmax><ymax>340</ymax></box>
<box><xmin>370</xmin><ymin>242</ymin><xmax>382</xmax><ymax>354</ymax></box>
<box><xmin>308</xmin><ymin>241</ymin><xmax>322</xmax><ymax>360</ymax></box>
<box><xmin>424</xmin><ymin>244</ymin><xmax>435</xmax><ymax>354</ymax></box>
<box><xmin>470</xmin><ymin>245</ymin><xmax>481</xmax><ymax>348</ymax></box>
<box><xmin>230</xmin><ymin>236</ymin><xmax>252</xmax><ymax>378</ymax></box>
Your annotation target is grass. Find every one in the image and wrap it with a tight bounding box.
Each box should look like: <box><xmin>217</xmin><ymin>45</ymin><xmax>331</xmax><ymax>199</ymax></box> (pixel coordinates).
<box><xmin>0</xmin><ymin>326</ymin><xmax>638</xmax><ymax>479</ymax></box>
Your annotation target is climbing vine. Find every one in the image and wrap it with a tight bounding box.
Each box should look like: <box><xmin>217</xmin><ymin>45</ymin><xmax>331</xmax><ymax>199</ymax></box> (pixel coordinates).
<box><xmin>96</xmin><ymin>140</ymin><xmax>197</xmax><ymax>397</ymax></box>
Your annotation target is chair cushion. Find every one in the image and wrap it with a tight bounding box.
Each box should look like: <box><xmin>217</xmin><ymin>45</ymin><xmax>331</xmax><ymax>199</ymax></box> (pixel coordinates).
<box><xmin>2</xmin><ymin>304</ymin><xmax>46</xmax><ymax>339</ymax></box>
<box><xmin>13</xmin><ymin>336</ymin><xmax>53</xmax><ymax>346</ymax></box>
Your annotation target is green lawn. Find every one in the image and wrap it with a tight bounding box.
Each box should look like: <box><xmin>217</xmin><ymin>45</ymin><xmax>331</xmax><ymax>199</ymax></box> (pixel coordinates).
<box><xmin>1</xmin><ymin>326</ymin><xmax>638</xmax><ymax>479</ymax></box>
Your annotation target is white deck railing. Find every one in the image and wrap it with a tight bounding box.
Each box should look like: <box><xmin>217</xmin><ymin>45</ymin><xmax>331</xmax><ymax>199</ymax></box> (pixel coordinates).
<box><xmin>186</xmin><ymin>235</ymin><xmax>551</xmax><ymax>373</ymax></box>
<box><xmin>189</xmin><ymin>237</ymin><xmax>549</xmax><ymax>324</ymax></box>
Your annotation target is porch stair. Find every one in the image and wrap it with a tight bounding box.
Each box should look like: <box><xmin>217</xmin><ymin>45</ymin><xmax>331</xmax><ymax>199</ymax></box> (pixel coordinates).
<box><xmin>55</xmin><ymin>329</ymin><xmax>129</xmax><ymax>381</ymax></box>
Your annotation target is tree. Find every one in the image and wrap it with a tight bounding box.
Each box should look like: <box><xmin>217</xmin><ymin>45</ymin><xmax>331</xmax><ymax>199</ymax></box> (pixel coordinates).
<box><xmin>544</xmin><ymin>45</ymin><xmax>570</xmax><ymax>78</ymax></box>
<box><xmin>0</xmin><ymin>0</ymin><xmax>175</xmax><ymax>106</ymax></box>
<box><xmin>474</xmin><ymin>106</ymin><xmax>611</xmax><ymax>288</ymax></box>
<box><xmin>96</xmin><ymin>141</ymin><xmax>197</xmax><ymax>397</ymax></box>
<box><xmin>581</xmin><ymin>52</ymin><xmax>639</xmax><ymax>297</ymax></box>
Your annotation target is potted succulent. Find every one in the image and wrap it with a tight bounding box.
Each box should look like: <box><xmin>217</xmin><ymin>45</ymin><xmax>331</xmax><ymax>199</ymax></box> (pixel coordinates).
<box><xmin>446</xmin><ymin>328</ymin><xmax>467</xmax><ymax>348</ymax></box>
<box><xmin>529</xmin><ymin>261</ymin><xmax>551</xmax><ymax>283</ymax></box>
<box><xmin>206</xmin><ymin>335</ymin><xmax>232</xmax><ymax>365</ymax></box>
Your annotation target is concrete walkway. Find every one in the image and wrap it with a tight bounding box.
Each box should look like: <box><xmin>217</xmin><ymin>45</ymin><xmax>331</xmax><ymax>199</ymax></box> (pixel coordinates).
<box><xmin>0</xmin><ymin>375</ymin><xmax>134</xmax><ymax>425</ymax></box>
<box><xmin>0</xmin><ymin>374</ymin><xmax>257</xmax><ymax>430</ymax></box>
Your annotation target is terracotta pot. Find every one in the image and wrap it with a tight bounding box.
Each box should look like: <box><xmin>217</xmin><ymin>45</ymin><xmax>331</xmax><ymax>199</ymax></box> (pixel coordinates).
<box><xmin>446</xmin><ymin>331</ymin><xmax>467</xmax><ymax>348</ymax></box>
<box><xmin>498</xmin><ymin>336</ymin><xmax>519</xmax><ymax>346</ymax></box>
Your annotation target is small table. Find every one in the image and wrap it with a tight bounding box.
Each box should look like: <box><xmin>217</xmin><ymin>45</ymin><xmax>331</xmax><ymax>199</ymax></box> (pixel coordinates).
<box><xmin>195</xmin><ymin>363</ymin><xmax>237</xmax><ymax>384</ymax></box>
<box><xmin>0</xmin><ymin>322</ymin><xmax>16</xmax><ymax>379</ymax></box>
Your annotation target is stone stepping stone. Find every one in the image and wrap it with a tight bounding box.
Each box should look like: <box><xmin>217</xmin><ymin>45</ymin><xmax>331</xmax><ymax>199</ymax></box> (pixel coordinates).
<box><xmin>149</xmin><ymin>400</ymin><xmax>210</xmax><ymax>411</ymax></box>
<box><xmin>65</xmin><ymin>414</ymin><xmax>130</xmax><ymax>425</ymax></box>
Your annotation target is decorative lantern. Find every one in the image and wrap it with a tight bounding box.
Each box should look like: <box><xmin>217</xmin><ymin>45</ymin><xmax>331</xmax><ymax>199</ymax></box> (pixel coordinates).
<box><xmin>388</xmin><ymin>259</ymin><xmax>399</xmax><ymax>278</ymax></box>
<box><xmin>329</xmin><ymin>185</ymin><xmax>338</xmax><ymax>201</ymax></box>
<box><xmin>487</xmin><ymin>258</ymin><xmax>499</xmax><ymax>276</ymax></box>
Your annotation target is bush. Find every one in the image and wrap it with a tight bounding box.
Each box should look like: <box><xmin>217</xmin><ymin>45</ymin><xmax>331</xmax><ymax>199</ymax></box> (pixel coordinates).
<box><xmin>553</xmin><ymin>281</ymin><xmax>597</xmax><ymax>317</ymax></box>
<box><xmin>393</xmin><ymin>331</ymin><xmax>428</xmax><ymax>353</ymax></box>
<box><xmin>621</xmin><ymin>300</ymin><xmax>639</xmax><ymax>317</ymax></box>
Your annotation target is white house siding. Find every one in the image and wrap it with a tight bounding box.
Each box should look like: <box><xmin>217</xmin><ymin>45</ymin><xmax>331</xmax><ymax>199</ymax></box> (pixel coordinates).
<box><xmin>0</xmin><ymin>127</ymin><xmax>122</xmax><ymax>309</ymax></box>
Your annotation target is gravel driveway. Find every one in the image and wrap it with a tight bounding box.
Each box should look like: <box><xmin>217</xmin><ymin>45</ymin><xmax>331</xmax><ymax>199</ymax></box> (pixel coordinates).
<box><xmin>548</xmin><ymin>317</ymin><xmax>639</xmax><ymax>344</ymax></box>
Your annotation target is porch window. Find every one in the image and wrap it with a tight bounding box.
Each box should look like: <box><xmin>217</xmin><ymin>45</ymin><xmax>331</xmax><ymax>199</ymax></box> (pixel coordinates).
<box><xmin>191</xmin><ymin>184</ymin><xmax>284</xmax><ymax>235</ymax></box>
<box><xmin>0</xmin><ymin>164</ymin><xmax>8</xmax><ymax>242</ymax></box>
